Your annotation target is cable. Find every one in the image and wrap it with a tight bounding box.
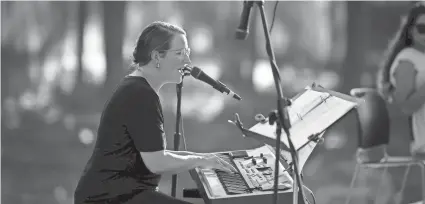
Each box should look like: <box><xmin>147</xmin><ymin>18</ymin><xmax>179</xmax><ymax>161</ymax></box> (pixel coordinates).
<box><xmin>269</xmin><ymin>1</ymin><xmax>279</xmax><ymax>34</ymax></box>
<box><xmin>181</xmin><ymin>113</ymin><xmax>188</xmax><ymax>151</ymax></box>
<box><xmin>303</xmin><ymin>185</ymin><xmax>317</xmax><ymax>204</ymax></box>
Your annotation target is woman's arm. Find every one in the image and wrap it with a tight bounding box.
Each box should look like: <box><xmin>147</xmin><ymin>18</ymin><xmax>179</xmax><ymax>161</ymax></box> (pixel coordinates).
<box><xmin>140</xmin><ymin>150</ymin><xmax>205</xmax><ymax>174</ymax></box>
<box><xmin>166</xmin><ymin>150</ymin><xmax>209</xmax><ymax>157</ymax></box>
<box><xmin>140</xmin><ymin>150</ymin><xmax>236</xmax><ymax>175</ymax></box>
<box><xmin>401</xmin><ymin>83</ymin><xmax>425</xmax><ymax>114</ymax></box>
<box><xmin>392</xmin><ymin>60</ymin><xmax>425</xmax><ymax>114</ymax></box>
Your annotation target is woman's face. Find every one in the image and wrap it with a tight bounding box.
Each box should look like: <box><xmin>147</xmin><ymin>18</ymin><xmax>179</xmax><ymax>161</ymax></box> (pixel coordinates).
<box><xmin>157</xmin><ymin>34</ymin><xmax>191</xmax><ymax>83</ymax></box>
<box><xmin>412</xmin><ymin>14</ymin><xmax>425</xmax><ymax>46</ymax></box>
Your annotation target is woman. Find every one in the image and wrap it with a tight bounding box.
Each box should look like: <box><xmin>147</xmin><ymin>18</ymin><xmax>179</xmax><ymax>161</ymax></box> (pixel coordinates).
<box><xmin>74</xmin><ymin>21</ymin><xmax>236</xmax><ymax>204</ymax></box>
<box><xmin>377</xmin><ymin>3</ymin><xmax>425</xmax><ymax>158</ymax></box>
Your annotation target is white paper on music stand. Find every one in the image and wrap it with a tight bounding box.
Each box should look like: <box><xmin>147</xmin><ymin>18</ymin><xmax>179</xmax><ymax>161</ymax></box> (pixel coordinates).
<box><xmin>248</xmin><ymin>88</ymin><xmax>357</xmax><ymax>170</ymax></box>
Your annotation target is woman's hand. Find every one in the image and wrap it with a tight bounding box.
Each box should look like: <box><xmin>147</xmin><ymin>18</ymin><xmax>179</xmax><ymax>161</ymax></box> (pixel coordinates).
<box><xmin>198</xmin><ymin>154</ymin><xmax>238</xmax><ymax>173</ymax></box>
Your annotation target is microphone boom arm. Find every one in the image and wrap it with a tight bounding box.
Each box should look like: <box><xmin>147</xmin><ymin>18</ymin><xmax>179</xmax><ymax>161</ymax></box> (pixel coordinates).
<box><xmin>233</xmin><ymin>1</ymin><xmax>310</xmax><ymax>204</ymax></box>
<box><xmin>256</xmin><ymin>1</ymin><xmax>307</xmax><ymax>203</ymax></box>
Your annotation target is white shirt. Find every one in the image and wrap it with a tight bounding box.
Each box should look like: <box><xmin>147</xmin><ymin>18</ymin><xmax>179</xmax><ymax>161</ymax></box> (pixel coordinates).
<box><xmin>389</xmin><ymin>47</ymin><xmax>425</xmax><ymax>152</ymax></box>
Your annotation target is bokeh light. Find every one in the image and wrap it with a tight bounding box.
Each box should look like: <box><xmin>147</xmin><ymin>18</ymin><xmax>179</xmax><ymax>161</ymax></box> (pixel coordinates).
<box><xmin>78</xmin><ymin>128</ymin><xmax>95</xmax><ymax>145</ymax></box>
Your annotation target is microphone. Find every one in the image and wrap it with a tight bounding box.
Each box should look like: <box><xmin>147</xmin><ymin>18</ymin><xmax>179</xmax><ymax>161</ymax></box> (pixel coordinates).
<box><xmin>235</xmin><ymin>1</ymin><xmax>254</xmax><ymax>40</ymax></box>
<box><xmin>187</xmin><ymin>65</ymin><xmax>242</xmax><ymax>101</ymax></box>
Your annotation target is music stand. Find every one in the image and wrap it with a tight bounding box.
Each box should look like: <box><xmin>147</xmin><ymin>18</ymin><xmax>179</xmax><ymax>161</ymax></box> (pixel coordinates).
<box><xmin>230</xmin><ymin>85</ymin><xmax>362</xmax><ymax>203</ymax></box>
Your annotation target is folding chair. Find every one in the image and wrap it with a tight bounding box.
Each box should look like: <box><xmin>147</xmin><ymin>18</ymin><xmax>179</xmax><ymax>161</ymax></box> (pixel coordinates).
<box><xmin>345</xmin><ymin>88</ymin><xmax>425</xmax><ymax>204</ymax></box>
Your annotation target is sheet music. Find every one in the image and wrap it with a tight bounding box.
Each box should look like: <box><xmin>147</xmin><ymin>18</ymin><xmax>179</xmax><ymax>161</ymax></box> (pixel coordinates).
<box><xmin>249</xmin><ymin>88</ymin><xmax>357</xmax><ymax>152</ymax></box>
<box><xmin>283</xmin><ymin>96</ymin><xmax>355</xmax><ymax>149</ymax></box>
<box><xmin>287</xmin><ymin>89</ymin><xmax>331</xmax><ymax>126</ymax></box>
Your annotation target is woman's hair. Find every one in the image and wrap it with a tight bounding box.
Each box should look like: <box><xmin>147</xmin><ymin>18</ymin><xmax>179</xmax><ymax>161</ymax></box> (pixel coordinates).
<box><xmin>376</xmin><ymin>3</ymin><xmax>425</xmax><ymax>101</ymax></box>
<box><xmin>132</xmin><ymin>21</ymin><xmax>186</xmax><ymax>67</ymax></box>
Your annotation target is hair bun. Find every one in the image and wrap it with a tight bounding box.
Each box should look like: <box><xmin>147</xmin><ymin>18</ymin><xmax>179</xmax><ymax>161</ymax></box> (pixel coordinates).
<box><xmin>132</xmin><ymin>49</ymin><xmax>140</xmax><ymax>64</ymax></box>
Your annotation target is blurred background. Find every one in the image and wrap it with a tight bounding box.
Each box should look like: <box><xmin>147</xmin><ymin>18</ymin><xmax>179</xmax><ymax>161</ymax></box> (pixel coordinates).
<box><xmin>2</xmin><ymin>1</ymin><xmax>423</xmax><ymax>204</ymax></box>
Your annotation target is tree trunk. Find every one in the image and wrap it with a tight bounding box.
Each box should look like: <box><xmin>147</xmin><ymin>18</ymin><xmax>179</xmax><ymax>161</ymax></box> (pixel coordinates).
<box><xmin>341</xmin><ymin>1</ymin><xmax>370</xmax><ymax>93</ymax></box>
<box><xmin>102</xmin><ymin>1</ymin><xmax>126</xmax><ymax>95</ymax></box>
<box><xmin>76</xmin><ymin>1</ymin><xmax>88</xmax><ymax>87</ymax></box>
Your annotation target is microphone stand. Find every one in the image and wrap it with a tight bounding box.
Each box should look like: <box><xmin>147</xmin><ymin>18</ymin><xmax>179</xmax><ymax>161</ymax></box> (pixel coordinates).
<box><xmin>171</xmin><ymin>75</ymin><xmax>185</xmax><ymax>198</ymax></box>
<box><xmin>253</xmin><ymin>1</ymin><xmax>308</xmax><ymax>204</ymax></box>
